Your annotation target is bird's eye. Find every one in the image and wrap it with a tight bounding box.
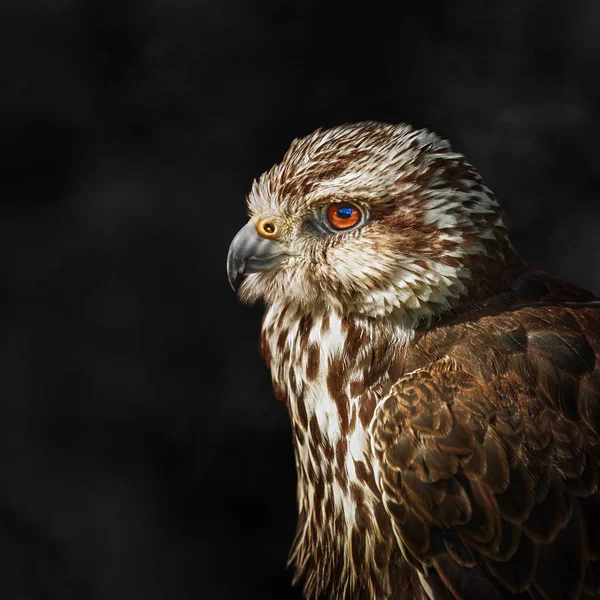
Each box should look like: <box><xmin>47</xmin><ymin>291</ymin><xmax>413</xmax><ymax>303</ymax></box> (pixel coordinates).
<box><xmin>325</xmin><ymin>203</ymin><xmax>362</xmax><ymax>231</ymax></box>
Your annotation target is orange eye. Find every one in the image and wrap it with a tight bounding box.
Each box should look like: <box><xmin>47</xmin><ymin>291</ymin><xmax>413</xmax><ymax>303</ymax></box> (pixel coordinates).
<box><xmin>326</xmin><ymin>203</ymin><xmax>362</xmax><ymax>230</ymax></box>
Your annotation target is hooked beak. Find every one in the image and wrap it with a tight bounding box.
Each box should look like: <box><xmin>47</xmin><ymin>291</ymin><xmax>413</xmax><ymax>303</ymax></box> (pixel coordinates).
<box><xmin>227</xmin><ymin>220</ymin><xmax>290</xmax><ymax>291</ymax></box>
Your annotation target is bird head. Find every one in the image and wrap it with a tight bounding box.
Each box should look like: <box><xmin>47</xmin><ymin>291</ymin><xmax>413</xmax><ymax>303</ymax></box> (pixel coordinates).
<box><xmin>228</xmin><ymin>122</ymin><xmax>515</xmax><ymax>323</ymax></box>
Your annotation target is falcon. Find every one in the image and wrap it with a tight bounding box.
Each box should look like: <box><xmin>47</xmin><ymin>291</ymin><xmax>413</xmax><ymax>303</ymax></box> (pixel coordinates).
<box><xmin>226</xmin><ymin>122</ymin><xmax>600</xmax><ymax>600</ymax></box>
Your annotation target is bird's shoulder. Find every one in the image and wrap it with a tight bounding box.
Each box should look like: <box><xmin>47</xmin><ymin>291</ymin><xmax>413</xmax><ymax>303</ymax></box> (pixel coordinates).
<box><xmin>401</xmin><ymin>267</ymin><xmax>600</xmax><ymax>405</ymax></box>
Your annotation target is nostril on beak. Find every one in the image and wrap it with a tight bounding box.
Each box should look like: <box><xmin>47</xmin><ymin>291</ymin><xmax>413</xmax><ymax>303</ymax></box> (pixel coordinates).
<box><xmin>256</xmin><ymin>219</ymin><xmax>279</xmax><ymax>239</ymax></box>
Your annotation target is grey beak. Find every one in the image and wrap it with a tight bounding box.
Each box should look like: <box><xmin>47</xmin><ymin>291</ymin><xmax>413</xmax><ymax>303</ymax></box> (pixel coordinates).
<box><xmin>227</xmin><ymin>220</ymin><xmax>289</xmax><ymax>291</ymax></box>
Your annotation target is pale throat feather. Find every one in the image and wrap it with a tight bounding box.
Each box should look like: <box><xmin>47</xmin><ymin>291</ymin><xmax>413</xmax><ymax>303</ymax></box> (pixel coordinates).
<box><xmin>261</xmin><ymin>300</ymin><xmax>413</xmax><ymax>596</ymax></box>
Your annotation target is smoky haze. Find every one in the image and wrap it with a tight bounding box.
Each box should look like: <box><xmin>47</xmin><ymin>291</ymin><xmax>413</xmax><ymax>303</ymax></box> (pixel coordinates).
<box><xmin>0</xmin><ymin>1</ymin><xmax>598</xmax><ymax>599</ymax></box>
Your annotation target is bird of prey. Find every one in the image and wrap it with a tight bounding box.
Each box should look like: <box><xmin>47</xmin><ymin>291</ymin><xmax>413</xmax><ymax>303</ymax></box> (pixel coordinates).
<box><xmin>226</xmin><ymin>122</ymin><xmax>600</xmax><ymax>600</ymax></box>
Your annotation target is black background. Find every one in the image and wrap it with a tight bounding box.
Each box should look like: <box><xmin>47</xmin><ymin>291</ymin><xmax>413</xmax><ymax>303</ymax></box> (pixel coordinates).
<box><xmin>1</xmin><ymin>1</ymin><xmax>599</xmax><ymax>599</ymax></box>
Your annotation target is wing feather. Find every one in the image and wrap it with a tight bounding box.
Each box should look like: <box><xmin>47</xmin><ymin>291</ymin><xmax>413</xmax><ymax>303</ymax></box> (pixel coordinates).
<box><xmin>371</xmin><ymin>302</ymin><xmax>600</xmax><ymax>599</ymax></box>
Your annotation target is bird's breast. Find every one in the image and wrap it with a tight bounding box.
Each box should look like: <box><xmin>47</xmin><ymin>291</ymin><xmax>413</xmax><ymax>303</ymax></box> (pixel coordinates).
<box><xmin>260</xmin><ymin>304</ymin><xmax>400</xmax><ymax>596</ymax></box>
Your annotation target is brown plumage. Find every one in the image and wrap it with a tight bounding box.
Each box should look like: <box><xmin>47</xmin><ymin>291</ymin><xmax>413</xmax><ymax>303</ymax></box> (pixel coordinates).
<box><xmin>227</xmin><ymin>122</ymin><xmax>600</xmax><ymax>599</ymax></box>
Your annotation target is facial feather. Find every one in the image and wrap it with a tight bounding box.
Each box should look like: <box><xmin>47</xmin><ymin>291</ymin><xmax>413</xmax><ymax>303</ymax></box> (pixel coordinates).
<box><xmin>240</xmin><ymin>121</ymin><xmax>514</xmax><ymax>323</ymax></box>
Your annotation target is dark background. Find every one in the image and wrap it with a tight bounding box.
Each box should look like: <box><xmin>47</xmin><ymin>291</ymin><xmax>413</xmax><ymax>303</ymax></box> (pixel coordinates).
<box><xmin>0</xmin><ymin>1</ymin><xmax>599</xmax><ymax>598</ymax></box>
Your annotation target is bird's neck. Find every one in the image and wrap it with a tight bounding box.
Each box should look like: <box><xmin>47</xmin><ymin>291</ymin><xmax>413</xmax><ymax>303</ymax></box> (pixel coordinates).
<box><xmin>260</xmin><ymin>304</ymin><xmax>407</xmax><ymax>597</ymax></box>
